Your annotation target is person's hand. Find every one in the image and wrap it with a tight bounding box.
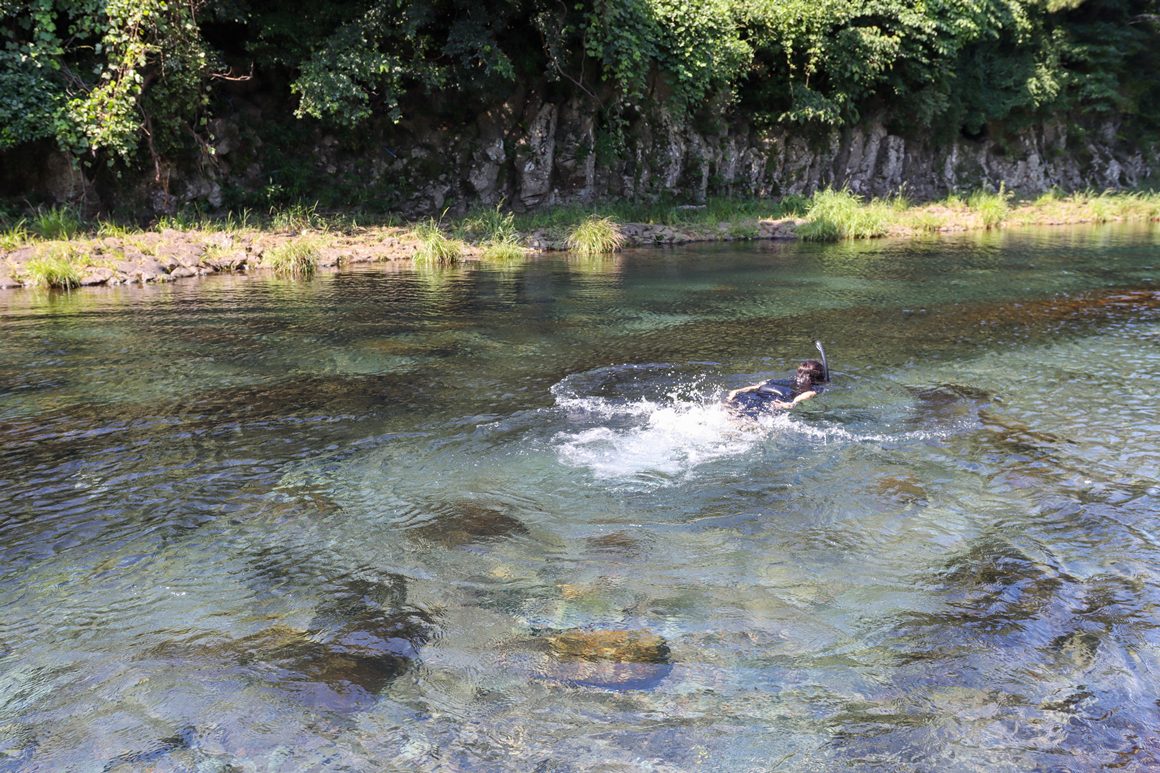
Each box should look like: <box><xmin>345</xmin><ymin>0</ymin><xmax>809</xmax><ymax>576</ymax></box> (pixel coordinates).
<box><xmin>791</xmin><ymin>390</ymin><xmax>817</xmax><ymax>405</ymax></box>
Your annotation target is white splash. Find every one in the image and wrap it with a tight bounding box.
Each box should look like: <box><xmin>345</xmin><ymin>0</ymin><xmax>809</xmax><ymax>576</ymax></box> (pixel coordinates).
<box><xmin>553</xmin><ymin>391</ymin><xmax>786</xmax><ymax>482</ymax></box>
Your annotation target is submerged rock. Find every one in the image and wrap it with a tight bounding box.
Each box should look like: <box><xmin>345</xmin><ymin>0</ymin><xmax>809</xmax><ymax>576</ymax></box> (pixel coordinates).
<box><xmin>150</xmin><ymin>607</ymin><xmax>432</xmax><ymax>705</ymax></box>
<box><xmin>874</xmin><ymin>474</ymin><xmax>929</xmax><ymax>505</ymax></box>
<box><xmin>232</xmin><ymin>615</ymin><xmax>425</xmax><ymax>696</ymax></box>
<box><xmin>519</xmin><ymin>629</ymin><xmax>674</xmax><ymax>691</ymax></box>
<box><xmin>146</xmin><ymin>574</ymin><xmax>434</xmax><ymax>711</ymax></box>
<box><xmin>585</xmin><ymin>530</ymin><xmax>648</xmax><ymax>559</ymax></box>
<box><xmin>411</xmin><ymin>503</ymin><xmax>529</xmax><ymax>548</ymax></box>
<box><xmin>541</xmin><ymin>629</ymin><xmax>670</xmax><ymax>662</ymax></box>
<box><xmin>905</xmin><ymin>383</ymin><xmax>992</xmax><ymax>432</ymax></box>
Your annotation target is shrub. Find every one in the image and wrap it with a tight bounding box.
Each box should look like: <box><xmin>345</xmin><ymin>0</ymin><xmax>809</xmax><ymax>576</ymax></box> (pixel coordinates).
<box><xmin>566</xmin><ymin>215</ymin><xmax>624</xmax><ymax>255</ymax></box>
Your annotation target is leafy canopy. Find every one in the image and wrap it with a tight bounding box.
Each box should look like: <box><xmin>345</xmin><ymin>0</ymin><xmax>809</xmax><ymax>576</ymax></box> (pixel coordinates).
<box><xmin>0</xmin><ymin>0</ymin><xmax>1156</xmax><ymax>171</ymax></box>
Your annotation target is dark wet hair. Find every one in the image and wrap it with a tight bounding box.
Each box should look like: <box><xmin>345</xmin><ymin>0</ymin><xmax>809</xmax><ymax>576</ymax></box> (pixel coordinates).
<box><xmin>794</xmin><ymin>359</ymin><xmax>827</xmax><ymax>392</ymax></box>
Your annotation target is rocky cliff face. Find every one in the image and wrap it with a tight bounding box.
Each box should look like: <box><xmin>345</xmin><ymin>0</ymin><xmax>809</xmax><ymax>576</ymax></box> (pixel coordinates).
<box><xmin>13</xmin><ymin>89</ymin><xmax>1157</xmax><ymax>216</ymax></box>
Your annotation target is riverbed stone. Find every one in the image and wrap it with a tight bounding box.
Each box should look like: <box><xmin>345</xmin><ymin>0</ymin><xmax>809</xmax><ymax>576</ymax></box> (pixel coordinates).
<box><xmin>148</xmin><ymin>601</ymin><xmax>433</xmax><ymax>707</ymax></box>
<box><xmin>412</xmin><ymin>504</ymin><xmax>529</xmax><ymax>548</ymax></box>
<box><xmin>170</xmin><ymin>265</ymin><xmax>196</xmax><ymax>278</ymax></box>
<box><xmin>5</xmin><ymin>247</ymin><xmax>34</xmax><ymax>266</ymax></box>
<box><xmin>523</xmin><ymin>629</ymin><xmax>674</xmax><ymax>690</ymax></box>
<box><xmin>79</xmin><ymin>267</ymin><xmax>115</xmax><ymax>286</ymax></box>
<box><xmin>542</xmin><ymin>629</ymin><xmax>671</xmax><ymax>663</ymax></box>
<box><xmin>0</xmin><ymin>275</ymin><xmax>21</xmax><ymax>288</ymax></box>
<box><xmin>139</xmin><ymin>258</ymin><xmax>169</xmax><ymax>276</ymax></box>
<box><xmin>586</xmin><ymin>531</ymin><xmax>648</xmax><ymax>559</ymax></box>
<box><xmin>156</xmin><ymin>242</ymin><xmax>205</xmax><ymax>269</ymax></box>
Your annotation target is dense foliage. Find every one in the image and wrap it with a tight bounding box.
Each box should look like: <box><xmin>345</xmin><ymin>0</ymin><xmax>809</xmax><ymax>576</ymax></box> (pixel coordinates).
<box><xmin>1</xmin><ymin>0</ymin><xmax>1157</xmax><ymax>170</ymax></box>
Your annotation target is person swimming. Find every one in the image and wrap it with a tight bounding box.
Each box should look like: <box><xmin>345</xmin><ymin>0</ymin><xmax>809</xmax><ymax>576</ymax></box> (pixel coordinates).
<box><xmin>726</xmin><ymin>341</ymin><xmax>830</xmax><ymax>413</ymax></box>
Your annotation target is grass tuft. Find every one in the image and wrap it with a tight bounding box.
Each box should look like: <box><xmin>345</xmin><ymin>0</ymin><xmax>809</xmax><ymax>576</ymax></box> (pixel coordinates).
<box><xmin>968</xmin><ymin>183</ymin><xmax>1011</xmax><ymax>229</ymax></box>
<box><xmin>23</xmin><ymin>244</ymin><xmax>85</xmax><ymax>288</ymax></box>
<box><xmin>96</xmin><ymin>220</ymin><xmax>141</xmax><ymax>238</ymax></box>
<box><xmin>463</xmin><ymin>202</ymin><xmax>526</xmax><ymax>260</ymax></box>
<box><xmin>480</xmin><ymin>241</ymin><xmax>526</xmax><ymax>260</ymax></box>
<box><xmin>797</xmin><ymin>187</ymin><xmax>891</xmax><ymax>241</ymax></box>
<box><xmin>31</xmin><ymin>206</ymin><xmax>82</xmax><ymax>241</ymax></box>
<box><xmin>0</xmin><ymin>218</ymin><xmax>30</xmax><ymax>251</ymax></box>
<box><xmin>910</xmin><ymin>209</ymin><xmax>947</xmax><ymax>232</ymax></box>
<box><xmin>263</xmin><ymin>236</ymin><xmax>322</xmax><ymax>275</ymax></box>
<box><xmin>270</xmin><ymin>201</ymin><xmax>326</xmax><ymax>232</ymax></box>
<box><xmin>728</xmin><ymin>222</ymin><xmax>761</xmax><ymax>239</ymax></box>
<box><xmin>566</xmin><ymin>215</ymin><xmax>624</xmax><ymax>255</ymax></box>
<box><xmin>1034</xmin><ymin>187</ymin><xmax>1065</xmax><ymax>206</ymax></box>
<box><xmin>413</xmin><ymin>219</ymin><xmax>465</xmax><ymax>262</ymax></box>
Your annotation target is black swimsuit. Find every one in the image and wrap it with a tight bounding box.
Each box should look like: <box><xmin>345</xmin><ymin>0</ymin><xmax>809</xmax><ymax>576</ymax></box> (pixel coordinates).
<box><xmin>730</xmin><ymin>379</ymin><xmax>820</xmax><ymax>414</ymax></box>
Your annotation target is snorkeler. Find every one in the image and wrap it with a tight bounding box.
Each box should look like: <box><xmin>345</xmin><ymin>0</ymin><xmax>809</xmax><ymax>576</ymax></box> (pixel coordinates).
<box><xmin>726</xmin><ymin>341</ymin><xmax>830</xmax><ymax>412</ymax></box>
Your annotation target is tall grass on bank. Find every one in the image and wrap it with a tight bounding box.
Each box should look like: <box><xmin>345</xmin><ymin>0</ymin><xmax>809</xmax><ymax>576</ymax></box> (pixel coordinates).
<box><xmin>566</xmin><ymin>215</ymin><xmax>624</xmax><ymax>255</ymax></box>
<box><xmin>96</xmin><ymin>220</ymin><xmax>141</xmax><ymax>238</ymax></box>
<box><xmin>270</xmin><ymin>201</ymin><xmax>326</xmax><ymax>232</ymax></box>
<box><xmin>511</xmin><ymin>196</ymin><xmax>807</xmax><ymax>234</ymax></box>
<box><xmin>263</xmin><ymin>236</ymin><xmax>322</xmax><ymax>275</ymax></box>
<box><xmin>462</xmin><ymin>203</ymin><xmax>525</xmax><ymax>260</ymax></box>
<box><xmin>797</xmin><ymin>188</ymin><xmax>891</xmax><ymax>241</ymax></box>
<box><xmin>23</xmin><ymin>245</ymin><xmax>84</xmax><ymax>288</ymax></box>
<box><xmin>31</xmin><ymin>206</ymin><xmax>82</xmax><ymax>240</ymax></box>
<box><xmin>0</xmin><ymin>218</ymin><xmax>30</xmax><ymax>251</ymax></box>
<box><xmin>1082</xmin><ymin>188</ymin><xmax>1160</xmax><ymax>222</ymax></box>
<box><xmin>969</xmin><ymin>183</ymin><xmax>1011</xmax><ymax>229</ymax></box>
<box><xmin>413</xmin><ymin>218</ymin><xmax>465</xmax><ymax>262</ymax></box>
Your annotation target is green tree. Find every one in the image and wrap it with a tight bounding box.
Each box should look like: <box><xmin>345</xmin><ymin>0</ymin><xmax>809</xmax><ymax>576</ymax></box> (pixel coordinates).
<box><xmin>1</xmin><ymin>0</ymin><xmax>216</xmax><ymax>161</ymax></box>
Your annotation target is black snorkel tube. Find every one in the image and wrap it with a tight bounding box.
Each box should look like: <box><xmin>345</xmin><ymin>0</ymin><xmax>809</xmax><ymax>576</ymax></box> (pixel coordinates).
<box><xmin>814</xmin><ymin>340</ymin><xmax>830</xmax><ymax>382</ymax></box>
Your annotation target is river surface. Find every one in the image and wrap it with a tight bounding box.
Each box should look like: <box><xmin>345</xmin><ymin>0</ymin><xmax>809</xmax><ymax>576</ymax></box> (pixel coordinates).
<box><xmin>2</xmin><ymin>223</ymin><xmax>1160</xmax><ymax>772</ymax></box>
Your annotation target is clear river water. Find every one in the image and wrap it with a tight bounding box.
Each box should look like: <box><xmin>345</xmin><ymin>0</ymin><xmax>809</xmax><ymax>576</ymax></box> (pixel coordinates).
<box><xmin>2</xmin><ymin>223</ymin><xmax>1160</xmax><ymax>773</ymax></box>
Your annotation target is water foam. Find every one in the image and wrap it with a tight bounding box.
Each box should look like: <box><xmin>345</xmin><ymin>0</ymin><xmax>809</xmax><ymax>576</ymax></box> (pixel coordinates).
<box><xmin>548</xmin><ymin>365</ymin><xmax>960</xmax><ymax>483</ymax></box>
<box><xmin>550</xmin><ymin>365</ymin><xmax>787</xmax><ymax>483</ymax></box>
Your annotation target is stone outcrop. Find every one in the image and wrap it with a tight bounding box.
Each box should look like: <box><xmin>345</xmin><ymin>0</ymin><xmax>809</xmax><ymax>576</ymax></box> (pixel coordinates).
<box><xmin>769</xmin><ymin>117</ymin><xmax>1152</xmax><ymax>201</ymax></box>
<box><xmin>191</xmin><ymin>103</ymin><xmax>1153</xmax><ymax>217</ymax></box>
<box><xmin>3</xmin><ymin>83</ymin><xmax>1155</xmax><ymax>217</ymax></box>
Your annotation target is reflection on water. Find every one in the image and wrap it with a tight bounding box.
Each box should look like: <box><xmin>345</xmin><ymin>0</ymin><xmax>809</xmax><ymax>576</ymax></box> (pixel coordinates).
<box><xmin>2</xmin><ymin>223</ymin><xmax>1160</xmax><ymax>772</ymax></box>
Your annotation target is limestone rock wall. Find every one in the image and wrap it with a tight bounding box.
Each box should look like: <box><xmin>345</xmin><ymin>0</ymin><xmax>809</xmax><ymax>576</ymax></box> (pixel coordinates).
<box><xmin>360</xmin><ymin>104</ymin><xmax>1154</xmax><ymax>215</ymax></box>
<box><xmin>8</xmin><ymin>89</ymin><xmax>1156</xmax><ymax>216</ymax></box>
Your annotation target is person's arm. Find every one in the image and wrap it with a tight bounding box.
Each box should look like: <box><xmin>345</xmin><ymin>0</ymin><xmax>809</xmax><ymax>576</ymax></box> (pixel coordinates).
<box><xmin>727</xmin><ymin>382</ymin><xmax>766</xmax><ymax>401</ymax></box>
<box><xmin>772</xmin><ymin>390</ymin><xmax>817</xmax><ymax>408</ymax></box>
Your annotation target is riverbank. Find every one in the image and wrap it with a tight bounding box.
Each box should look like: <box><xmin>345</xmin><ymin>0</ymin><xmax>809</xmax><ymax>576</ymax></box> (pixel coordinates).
<box><xmin>2</xmin><ymin>187</ymin><xmax>1158</xmax><ymax>290</ymax></box>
